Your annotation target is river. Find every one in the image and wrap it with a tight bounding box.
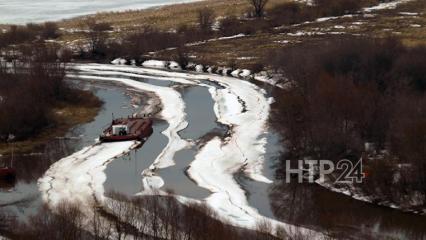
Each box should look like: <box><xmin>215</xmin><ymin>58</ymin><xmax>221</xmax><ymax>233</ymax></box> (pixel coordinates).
<box><xmin>1</xmin><ymin>65</ymin><xmax>426</xmax><ymax>239</ymax></box>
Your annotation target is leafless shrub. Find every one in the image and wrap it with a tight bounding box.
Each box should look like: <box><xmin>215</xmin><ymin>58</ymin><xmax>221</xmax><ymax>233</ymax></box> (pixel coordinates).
<box><xmin>198</xmin><ymin>8</ymin><xmax>215</xmax><ymax>33</ymax></box>
<box><xmin>0</xmin><ymin>42</ymin><xmax>68</xmax><ymax>140</ymax></box>
<box><xmin>269</xmin><ymin>36</ymin><xmax>426</xmax><ymax>203</ymax></box>
<box><xmin>122</xmin><ymin>26</ymin><xmax>181</xmax><ymax>59</ymax></box>
<box><xmin>0</xmin><ymin>22</ymin><xmax>61</xmax><ymax>48</ymax></box>
<box><xmin>248</xmin><ymin>0</ymin><xmax>269</xmax><ymax>18</ymax></box>
<box><xmin>219</xmin><ymin>16</ymin><xmax>242</xmax><ymax>36</ymax></box>
<box><xmin>314</xmin><ymin>0</ymin><xmax>363</xmax><ymax>16</ymax></box>
<box><xmin>85</xmin><ymin>19</ymin><xmax>113</xmax><ymax>56</ymax></box>
<box><xmin>256</xmin><ymin>219</ymin><xmax>275</xmax><ymax>240</ymax></box>
<box><xmin>268</xmin><ymin>3</ymin><xmax>305</xmax><ymax>26</ymax></box>
<box><xmin>16</xmin><ymin>202</ymin><xmax>85</xmax><ymax>240</ymax></box>
<box><xmin>41</xmin><ymin>22</ymin><xmax>60</xmax><ymax>39</ymax></box>
<box><xmin>248</xmin><ymin>62</ymin><xmax>264</xmax><ymax>73</ymax></box>
<box><xmin>91</xmin><ymin>205</ymin><xmax>113</xmax><ymax>240</ymax></box>
<box><xmin>173</xmin><ymin>47</ymin><xmax>190</xmax><ymax>69</ymax></box>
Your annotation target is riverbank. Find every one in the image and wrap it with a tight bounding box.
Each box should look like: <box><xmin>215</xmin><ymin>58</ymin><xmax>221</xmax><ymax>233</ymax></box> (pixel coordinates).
<box><xmin>1</xmin><ymin>0</ymin><xmax>426</xmax><ymax>239</ymax></box>
<box><xmin>47</xmin><ymin>0</ymin><xmax>424</xmax><ymax>73</ymax></box>
<box><xmin>0</xmin><ymin>89</ymin><xmax>101</xmax><ymax>156</ymax></box>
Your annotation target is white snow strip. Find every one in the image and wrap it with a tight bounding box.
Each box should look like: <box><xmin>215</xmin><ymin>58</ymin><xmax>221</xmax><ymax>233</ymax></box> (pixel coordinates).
<box><xmin>185</xmin><ymin>34</ymin><xmax>246</xmax><ymax>47</ymax></box>
<box><xmin>142</xmin><ymin>60</ymin><xmax>168</xmax><ymax>69</ymax></box>
<box><xmin>168</xmin><ymin>61</ymin><xmax>182</xmax><ymax>70</ymax></box>
<box><xmin>42</xmin><ymin>64</ymin><xmax>325</xmax><ymax>238</ymax></box>
<box><xmin>399</xmin><ymin>12</ymin><xmax>419</xmax><ymax>16</ymax></box>
<box><xmin>363</xmin><ymin>0</ymin><xmax>414</xmax><ymax>12</ymax></box>
<box><xmin>38</xmin><ymin>141</ymin><xmax>140</xmax><ymax>208</ymax></box>
<box><xmin>187</xmin><ymin>73</ymin><xmax>321</xmax><ymax>237</ymax></box>
<box><xmin>71</xmin><ymin>66</ymin><xmax>195</xmax><ymax>85</ymax></box>
<box><xmin>217</xmin><ymin>33</ymin><xmax>246</xmax><ymax>40</ymax></box>
<box><xmin>66</xmin><ymin>73</ymin><xmax>191</xmax><ymax>175</ymax></box>
<box><xmin>111</xmin><ymin>58</ymin><xmax>127</xmax><ymax>65</ymax></box>
<box><xmin>316</xmin><ymin>16</ymin><xmax>340</xmax><ymax>22</ymax></box>
<box><xmin>240</xmin><ymin>69</ymin><xmax>252</xmax><ymax>78</ymax></box>
<box><xmin>294</xmin><ymin>0</ymin><xmax>314</xmax><ymax>6</ymax></box>
<box><xmin>72</xmin><ymin>64</ymin><xmax>272</xmax><ymax>182</ymax></box>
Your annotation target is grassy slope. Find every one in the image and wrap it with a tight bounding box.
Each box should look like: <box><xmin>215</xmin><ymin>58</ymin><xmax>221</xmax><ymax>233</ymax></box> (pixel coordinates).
<box><xmin>59</xmin><ymin>0</ymin><xmax>290</xmax><ymax>30</ymax></box>
<box><xmin>150</xmin><ymin>0</ymin><xmax>426</xmax><ymax>68</ymax></box>
<box><xmin>54</xmin><ymin>0</ymin><xmax>426</xmax><ymax>69</ymax></box>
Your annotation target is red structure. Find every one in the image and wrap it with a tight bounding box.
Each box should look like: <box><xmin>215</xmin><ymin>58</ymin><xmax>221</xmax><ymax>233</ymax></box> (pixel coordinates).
<box><xmin>100</xmin><ymin>117</ymin><xmax>153</xmax><ymax>143</ymax></box>
<box><xmin>0</xmin><ymin>167</ymin><xmax>16</xmax><ymax>180</ymax></box>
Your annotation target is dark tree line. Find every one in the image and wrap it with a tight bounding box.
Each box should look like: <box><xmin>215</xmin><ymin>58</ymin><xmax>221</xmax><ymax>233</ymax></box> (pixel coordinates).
<box><xmin>0</xmin><ymin>22</ymin><xmax>60</xmax><ymax>49</ymax></box>
<box><xmin>6</xmin><ymin>193</ymin><xmax>300</xmax><ymax>240</ymax></box>
<box><xmin>0</xmin><ymin>43</ymin><xmax>67</xmax><ymax>141</ymax></box>
<box><xmin>270</xmin><ymin>36</ymin><xmax>426</xmax><ymax>203</ymax></box>
<box><xmin>0</xmin><ymin>41</ymin><xmax>100</xmax><ymax>142</ymax></box>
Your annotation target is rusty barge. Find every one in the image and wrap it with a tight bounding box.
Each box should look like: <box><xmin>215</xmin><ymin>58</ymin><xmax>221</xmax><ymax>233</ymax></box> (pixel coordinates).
<box><xmin>100</xmin><ymin>117</ymin><xmax>154</xmax><ymax>143</ymax></box>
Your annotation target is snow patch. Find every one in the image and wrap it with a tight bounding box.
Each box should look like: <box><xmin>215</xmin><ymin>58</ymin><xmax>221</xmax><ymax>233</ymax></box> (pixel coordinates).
<box><xmin>168</xmin><ymin>61</ymin><xmax>182</xmax><ymax>70</ymax></box>
<box><xmin>195</xmin><ymin>64</ymin><xmax>204</xmax><ymax>72</ymax></box>
<box><xmin>364</xmin><ymin>0</ymin><xmax>414</xmax><ymax>12</ymax></box>
<box><xmin>142</xmin><ymin>60</ymin><xmax>168</xmax><ymax>69</ymax></box>
<box><xmin>42</xmin><ymin>64</ymin><xmax>325</xmax><ymax>238</ymax></box>
<box><xmin>111</xmin><ymin>58</ymin><xmax>127</xmax><ymax>65</ymax></box>
<box><xmin>38</xmin><ymin>141</ymin><xmax>140</xmax><ymax>207</ymax></box>
<box><xmin>240</xmin><ymin>69</ymin><xmax>251</xmax><ymax>78</ymax></box>
<box><xmin>399</xmin><ymin>12</ymin><xmax>419</xmax><ymax>16</ymax></box>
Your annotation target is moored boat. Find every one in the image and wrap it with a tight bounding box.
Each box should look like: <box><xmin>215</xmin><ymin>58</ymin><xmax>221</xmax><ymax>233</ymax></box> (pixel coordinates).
<box><xmin>0</xmin><ymin>167</ymin><xmax>16</xmax><ymax>180</ymax></box>
<box><xmin>100</xmin><ymin>117</ymin><xmax>153</xmax><ymax>143</ymax></box>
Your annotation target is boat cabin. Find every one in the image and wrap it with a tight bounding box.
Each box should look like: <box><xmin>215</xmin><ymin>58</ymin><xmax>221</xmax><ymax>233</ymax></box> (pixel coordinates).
<box><xmin>112</xmin><ymin>125</ymin><xmax>129</xmax><ymax>136</ymax></box>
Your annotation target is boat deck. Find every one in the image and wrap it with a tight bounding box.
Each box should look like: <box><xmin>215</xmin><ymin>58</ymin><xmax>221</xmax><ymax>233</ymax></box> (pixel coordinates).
<box><xmin>100</xmin><ymin>117</ymin><xmax>153</xmax><ymax>142</ymax></box>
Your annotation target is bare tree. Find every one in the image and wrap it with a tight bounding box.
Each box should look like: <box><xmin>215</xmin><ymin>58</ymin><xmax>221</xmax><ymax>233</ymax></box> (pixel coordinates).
<box><xmin>85</xmin><ymin>19</ymin><xmax>112</xmax><ymax>55</ymax></box>
<box><xmin>198</xmin><ymin>8</ymin><xmax>215</xmax><ymax>33</ymax></box>
<box><xmin>91</xmin><ymin>205</ymin><xmax>113</xmax><ymax>240</ymax></box>
<box><xmin>22</xmin><ymin>203</ymin><xmax>84</xmax><ymax>240</ymax></box>
<box><xmin>41</xmin><ymin>22</ymin><xmax>60</xmax><ymax>39</ymax></box>
<box><xmin>248</xmin><ymin>0</ymin><xmax>269</xmax><ymax>18</ymax></box>
<box><xmin>256</xmin><ymin>219</ymin><xmax>277</xmax><ymax>240</ymax></box>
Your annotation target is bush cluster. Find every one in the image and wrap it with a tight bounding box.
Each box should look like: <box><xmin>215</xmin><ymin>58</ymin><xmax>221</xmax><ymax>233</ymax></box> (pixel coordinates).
<box><xmin>0</xmin><ymin>43</ymin><xmax>66</xmax><ymax>140</ymax></box>
<box><xmin>270</xmin><ymin>37</ymin><xmax>426</xmax><ymax>200</ymax></box>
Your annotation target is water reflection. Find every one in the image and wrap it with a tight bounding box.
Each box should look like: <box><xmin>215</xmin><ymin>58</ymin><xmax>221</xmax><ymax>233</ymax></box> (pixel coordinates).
<box><xmin>240</xmin><ymin>81</ymin><xmax>426</xmax><ymax>239</ymax></box>
<box><xmin>159</xmin><ymin>148</ymin><xmax>211</xmax><ymax>199</ymax></box>
<box><xmin>103</xmin><ymin>121</ymin><xmax>169</xmax><ymax>196</ymax></box>
<box><xmin>235</xmin><ymin>132</ymin><xmax>283</xmax><ymax>219</ymax></box>
<box><xmin>270</xmin><ymin>167</ymin><xmax>426</xmax><ymax>239</ymax></box>
<box><xmin>157</xmin><ymin>85</ymin><xmax>225</xmax><ymax>199</ymax></box>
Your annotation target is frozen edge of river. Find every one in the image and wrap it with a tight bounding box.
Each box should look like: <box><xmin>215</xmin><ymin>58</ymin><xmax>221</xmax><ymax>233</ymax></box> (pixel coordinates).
<box><xmin>38</xmin><ymin>141</ymin><xmax>140</xmax><ymax>207</ymax></box>
<box><xmin>39</xmin><ymin>64</ymin><xmax>324</xmax><ymax>239</ymax></box>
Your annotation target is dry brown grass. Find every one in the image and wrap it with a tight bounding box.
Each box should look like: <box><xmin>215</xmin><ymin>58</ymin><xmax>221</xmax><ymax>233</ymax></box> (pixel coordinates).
<box><xmin>0</xmin><ymin>100</ymin><xmax>101</xmax><ymax>155</ymax></box>
<box><xmin>59</xmin><ymin>0</ymin><xmax>290</xmax><ymax>30</ymax></box>
<box><xmin>152</xmin><ymin>0</ymin><xmax>426</xmax><ymax>68</ymax></box>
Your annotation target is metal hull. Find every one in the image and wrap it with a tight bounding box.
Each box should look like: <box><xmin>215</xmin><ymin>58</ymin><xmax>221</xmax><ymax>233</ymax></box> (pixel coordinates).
<box><xmin>100</xmin><ymin>118</ymin><xmax>153</xmax><ymax>143</ymax></box>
